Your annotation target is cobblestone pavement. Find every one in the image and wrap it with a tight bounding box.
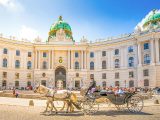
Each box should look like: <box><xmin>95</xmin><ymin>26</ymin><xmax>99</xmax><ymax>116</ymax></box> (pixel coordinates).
<box><xmin>0</xmin><ymin>105</ymin><xmax>160</xmax><ymax>120</ymax></box>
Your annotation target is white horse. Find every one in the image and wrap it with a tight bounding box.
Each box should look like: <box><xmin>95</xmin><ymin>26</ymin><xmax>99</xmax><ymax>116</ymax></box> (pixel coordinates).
<box><xmin>34</xmin><ymin>85</ymin><xmax>79</xmax><ymax>114</ymax></box>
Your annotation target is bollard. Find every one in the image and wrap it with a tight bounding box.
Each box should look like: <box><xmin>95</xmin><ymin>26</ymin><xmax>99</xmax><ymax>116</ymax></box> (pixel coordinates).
<box><xmin>29</xmin><ymin>100</ymin><xmax>34</xmax><ymax>106</ymax></box>
<box><xmin>154</xmin><ymin>99</ymin><xmax>159</xmax><ymax>104</ymax></box>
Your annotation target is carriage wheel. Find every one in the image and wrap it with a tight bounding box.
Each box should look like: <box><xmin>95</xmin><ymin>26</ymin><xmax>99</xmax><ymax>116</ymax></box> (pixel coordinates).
<box><xmin>127</xmin><ymin>96</ymin><xmax>144</xmax><ymax>112</ymax></box>
<box><xmin>82</xmin><ymin>99</ymin><xmax>99</xmax><ymax>115</ymax></box>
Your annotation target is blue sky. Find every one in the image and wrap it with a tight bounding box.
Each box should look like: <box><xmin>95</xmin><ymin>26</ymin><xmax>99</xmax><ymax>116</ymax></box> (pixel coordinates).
<box><xmin>0</xmin><ymin>0</ymin><xmax>160</xmax><ymax>42</ymax></box>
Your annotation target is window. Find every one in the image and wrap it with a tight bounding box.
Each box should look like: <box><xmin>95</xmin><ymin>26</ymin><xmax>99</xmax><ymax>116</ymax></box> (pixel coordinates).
<box><xmin>128</xmin><ymin>57</ymin><xmax>134</xmax><ymax>67</ymax></box>
<box><xmin>129</xmin><ymin>71</ymin><xmax>134</xmax><ymax>78</ymax></box>
<box><xmin>75</xmin><ymin>52</ymin><xmax>79</xmax><ymax>58</ymax></box>
<box><xmin>143</xmin><ymin>69</ymin><xmax>149</xmax><ymax>76</ymax></box>
<box><xmin>129</xmin><ymin>80</ymin><xmax>134</xmax><ymax>87</ymax></box>
<box><xmin>27</xmin><ymin>61</ymin><xmax>32</xmax><ymax>69</ymax></box>
<box><xmin>16</xmin><ymin>50</ymin><xmax>20</xmax><ymax>56</ymax></box>
<box><xmin>28</xmin><ymin>52</ymin><xmax>32</xmax><ymax>57</ymax></box>
<box><xmin>15</xmin><ymin>81</ymin><xmax>19</xmax><ymax>88</ymax></box>
<box><xmin>90</xmin><ymin>74</ymin><xmax>94</xmax><ymax>79</ymax></box>
<box><xmin>27</xmin><ymin>73</ymin><xmax>31</xmax><ymax>79</ymax></box>
<box><xmin>15</xmin><ymin>60</ymin><xmax>20</xmax><ymax>68</ymax></box>
<box><xmin>144</xmin><ymin>43</ymin><xmax>149</xmax><ymax>50</ymax></box>
<box><xmin>115</xmin><ymin>49</ymin><xmax>119</xmax><ymax>55</ymax></box>
<box><xmin>115</xmin><ymin>81</ymin><xmax>120</xmax><ymax>86</ymax></box>
<box><xmin>75</xmin><ymin>61</ymin><xmax>79</xmax><ymax>69</ymax></box>
<box><xmin>102</xmin><ymin>60</ymin><xmax>107</xmax><ymax>69</ymax></box>
<box><xmin>90</xmin><ymin>52</ymin><xmax>94</xmax><ymax>58</ymax></box>
<box><xmin>3</xmin><ymin>72</ymin><xmax>7</xmax><ymax>78</ymax></box>
<box><xmin>144</xmin><ymin>79</ymin><xmax>149</xmax><ymax>86</ymax></box>
<box><xmin>2</xmin><ymin>80</ymin><xmax>7</xmax><ymax>87</ymax></box>
<box><xmin>115</xmin><ymin>59</ymin><xmax>120</xmax><ymax>68</ymax></box>
<box><xmin>76</xmin><ymin>73</ymin><xmax>79</xmax><ymax>77</ymax></box>
<box><xmin>144</xmin><ymin>54</ymin><xmax>150</xmax><ymax>64</ymax></box>
<box><xmin>90</xmin><ymin>62</ymin><xmax>94</xmax><ymax>70</ymax></box>
<box><xmin>15</xmin><ymin>73</ymin><xmax>19</xmax><ymax>79</ymax></box>
<box><xmin>3</xmin><ymin>48</ymin><xmax>8</xmax><ymax>54</ymax></box>
<box><xmin>42</xmin><ymin>73</ymin><xmax>46</xmax><ymax>77</ymax></box>
<box><xmin>27</xmin><ymin>81</ymin><xmax>31</xmax><ymax>87</ymax></box>
<box><xmin>3</xmin><ymin>58</ymin><xmax>7</xmax><ymax>67</ymax></box>
<box><xmin>102</xmin><ymin>51</ymin><xmax>106</xmax><ymax>57</ymax></box>
<box><xmin>102</xmin><ymin>73</ymin><xmax>106</xmax><ymax>79</ymax></box>
<box><xmin>102</xmin><ymin>81</ymin><xmax>106</xmax><ymax>88</ymax></box>
<box><xmin>43</xmin><ymin>52</ymin><xmax>47</xmax><ymax>57</ymax></box>
<box><xmin>128</xmin><ymin>46</ymin><xmax>133</xmax><ymax>53</ymax></box>
<box><xmin>42</xmin><ymin>61</ymin><xmax>47</xmax><ymax>69</ymax></box>
<box><xmin>115</xmin><ymin>72</ymin><xmax>119</xmax><ymax>79</ymax></box>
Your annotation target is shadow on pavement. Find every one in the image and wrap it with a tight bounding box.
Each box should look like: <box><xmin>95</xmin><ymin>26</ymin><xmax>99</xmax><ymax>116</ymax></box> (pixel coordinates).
<box><xmin>40</xmin><ymin>110</ymin><xmax>153</xmax><ymax>117</ymax></box>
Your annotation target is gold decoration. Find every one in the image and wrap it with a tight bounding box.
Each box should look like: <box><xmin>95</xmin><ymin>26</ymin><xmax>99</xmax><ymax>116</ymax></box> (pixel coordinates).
<box><xmin>59</xmin><ymin>57</ymin><xmax>63</xmax><ymax>63</ymax></box>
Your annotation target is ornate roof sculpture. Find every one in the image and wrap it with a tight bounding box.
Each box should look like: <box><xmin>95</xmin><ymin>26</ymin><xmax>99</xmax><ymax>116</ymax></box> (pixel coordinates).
<box><xmin>135</xmin><ymin>9</ymin><xmax>160</xmax><ymax>32</ymax></box>
<box><xmin>48</xmin><ymin>16</ymin><xmax>74</xmax><ymax>42</ymax></box>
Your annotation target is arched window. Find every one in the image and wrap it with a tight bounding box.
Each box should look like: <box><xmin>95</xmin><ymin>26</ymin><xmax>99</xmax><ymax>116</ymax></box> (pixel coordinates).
<box><xmin>75</xmin><ymin>61</ymin><xmax>79</xmax><ymax>69</ymax></box>
<box><xmin>27</xmin><ymin>61</ymin><xmax>32</xmax><ymax>69</ymax></box>
<box><xmin>102</xmin><ymin>60</ymin><xmax>107</xmax><ymax>69</ymax></box>
<box><xmin>115</xmin><ymin>81</ymin><xmax>120</xmax><ymax>86</ymax></box>
<box><xmin>144</xmin><ymin>79</ymin><xmax>149</xmax><ymax>87</ymax></box>
<box><xmin>2</xmin><ymin>80</ymin><xmax>7</xmax><ymax>87</ymax></box>
<box><xmin>129</xmin><ymin>80</ymin><xmax>134</xmax><ymax>87</ymax></box>
<box><xmin>144</xmin><ymin>43</ymin><xmax>149</xmax><ymax>50</ymax></box>
<box><xmin>102</xmin><ymin>81</ymin><xmax>106</xmax><ymax>88</ymax></box>
<box><xmin>90</xmin><ymin>62</ymin><xmax>94</xmax><ymax>70</ymax></box>
<box><xmin>3</xmin><ymin>48</ymin><xmax>8</xmax><ymax>54</ymax></box>
<box><xmin>42</xmin><ymin>61</ymin><xmax>47</xmax><ymax>69</ymax></box>
<box><xmin>128</xmin><ymin>57</ymin><xmax>134</xmax><ymax>67</ymax></box>
<box><xmin>144</xmin><ymin>54</ymin><xmax>150</xmax><ymax>64</ymax></box>
<box><xmin>115</xmin><ymin>59</ymin><xmax>120</xmax><ymax>68</ymax></box>
<box><xmin>15</xmin><ymin>60</ymin><xmax>20</xmax><ymax>68</ymax></box>
<box><xmin>3</xmin><ymin>58</ymin><xmax>7</xmax><ymax>67</ymax></box>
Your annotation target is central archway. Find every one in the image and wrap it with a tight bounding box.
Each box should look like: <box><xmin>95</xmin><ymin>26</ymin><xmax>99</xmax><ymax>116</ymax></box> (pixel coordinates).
<box><xmin>55</xmin><ymin>67</ymin><xmax>66</xmax><ymax>89</ymax></box>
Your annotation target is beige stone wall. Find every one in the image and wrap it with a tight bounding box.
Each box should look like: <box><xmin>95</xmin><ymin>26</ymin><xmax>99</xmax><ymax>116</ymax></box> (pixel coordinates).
<box><xmin>0</xmin><ymin>31</ymin><xmax>160</xmax><ymax>89</ymax></box>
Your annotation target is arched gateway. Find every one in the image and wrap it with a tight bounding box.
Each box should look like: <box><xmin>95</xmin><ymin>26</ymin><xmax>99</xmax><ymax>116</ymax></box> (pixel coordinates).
<box><xmin>55</xmin><ymin>67</ymin><xmax>66</xmax><ymax>89</ymax></box>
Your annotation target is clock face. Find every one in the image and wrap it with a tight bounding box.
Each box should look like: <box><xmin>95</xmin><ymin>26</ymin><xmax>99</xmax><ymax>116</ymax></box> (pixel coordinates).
<box><xmin>59</xmin><ymin>57</ymin><xmax>63</xmax><ymax>63</ymax></box>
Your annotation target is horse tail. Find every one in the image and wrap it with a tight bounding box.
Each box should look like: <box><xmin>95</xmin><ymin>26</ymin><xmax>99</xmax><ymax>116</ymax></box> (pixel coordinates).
<box><xmin>71</xmin><ymin>92</ymin><xmax>77</xmax><ymax>103</ymax></box>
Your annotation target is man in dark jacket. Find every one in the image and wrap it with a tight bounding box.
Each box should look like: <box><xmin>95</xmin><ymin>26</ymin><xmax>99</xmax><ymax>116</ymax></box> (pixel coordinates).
<box><xmin>86</xmin><ymin>78</ymin><xmax>96</xmax><ymax>95</ymax></box>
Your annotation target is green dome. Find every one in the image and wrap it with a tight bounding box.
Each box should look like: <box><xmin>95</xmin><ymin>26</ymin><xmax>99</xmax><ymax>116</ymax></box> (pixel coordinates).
<box><xmin>49</xmin><ymin>16</ymin><xmax>73</xmax><ymax>40</ymax></box>
<box><xmin>143</xmin><ymin>9</ymin><xmax>160</xmax><ymax>27</ymax></box>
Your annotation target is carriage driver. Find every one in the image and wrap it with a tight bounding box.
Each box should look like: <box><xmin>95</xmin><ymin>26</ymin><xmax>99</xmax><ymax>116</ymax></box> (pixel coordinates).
<box><xmin>86</xmin><ymin>78</ymin><xmax>96</xmax><ymax>95</ymax></box>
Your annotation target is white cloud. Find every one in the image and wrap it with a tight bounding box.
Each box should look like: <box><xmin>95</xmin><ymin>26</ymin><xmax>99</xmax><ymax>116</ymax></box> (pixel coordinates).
<box><xmin>0</xmin><ymin>0</ymin><xmax>24</xmax><ymax>12</ymax></box>
<box><xmin>18</xmin><ymin>25</ymin><xmax>39</xmax><ymax>41</ymax></box>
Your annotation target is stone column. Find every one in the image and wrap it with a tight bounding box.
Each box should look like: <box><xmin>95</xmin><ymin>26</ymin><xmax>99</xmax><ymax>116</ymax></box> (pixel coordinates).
<box><xmin>68</xmin><ymin>50</ymin><xmax>70</xmax><ymax>69</ymax></box>
<box><xmin>155</xmin><ymin>38</ymin><xmax>160</xmax><ymax>63</ymax></box>
<box><xmin>71</xmin><ymin>50</ymin><xmax>74</xmax><ymax>69</ymax></box>
<box><xmin>120</xmin><ymin>47</ymin><xmax>124</xmax><ymax>68</ymax></box>
<box><xmin>84</xmin><ymin>51</ymin><xmax>87</xmax><ymax>69</ymax></box>
<box><xmin>138</xmin><ymin>43</ymin><xmax>142</xmax><ymax>66</ymax></box>
<box><xmin>38</xmin><ymin>50</ymin><xmax>41</xmax><ymax>69</ymax></box>
<box><xmin>150</xmin><ymin>39</ymin><xmax>155</xmax><ymax>65</ymax></box>
<box><xmin>81</xmin><ymin>50</ymin><xmax>84</xmax><ymax>69</ymax></box>
<box><xmin>52</xmin><ymin>50</ymin><xmax>54</xmax><ymax>69</ymax></box>
<box><xmin>48</xmin><ymin>50</ymin><xmax>51</xmax><ymax>69</ymax></box>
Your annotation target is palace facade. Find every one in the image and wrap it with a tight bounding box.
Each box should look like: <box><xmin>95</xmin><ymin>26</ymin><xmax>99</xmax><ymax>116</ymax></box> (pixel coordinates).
<box><xmin>1</xmin><ymin>10</ymin><xmax>160</xmax><ymax>89</ymax></box>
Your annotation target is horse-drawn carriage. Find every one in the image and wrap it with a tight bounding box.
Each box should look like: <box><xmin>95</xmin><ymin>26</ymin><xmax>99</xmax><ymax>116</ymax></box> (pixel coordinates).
<box><xmin>34</xmin><ymin>85</ymin><xmax>144</xmax><ymax>115</ymax></box>
<box><xmin>80</xmin><ymin>90</ymin><xmax>144</xmax><ymax>115</ymax></box>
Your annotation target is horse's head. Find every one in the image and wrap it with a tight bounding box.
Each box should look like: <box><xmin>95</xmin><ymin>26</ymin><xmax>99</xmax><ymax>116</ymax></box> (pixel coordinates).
<box><xmin>34</xmin><ymin>85</ymin><xmax>48</xmax><ymax>94</ymax></box>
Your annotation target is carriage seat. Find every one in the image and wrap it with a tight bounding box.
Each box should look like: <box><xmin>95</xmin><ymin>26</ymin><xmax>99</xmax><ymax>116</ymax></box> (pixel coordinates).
<box><xmin>100</xmin><ymin>90</ymin><xmax>114</xmax><ymax>96</ymax></box>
